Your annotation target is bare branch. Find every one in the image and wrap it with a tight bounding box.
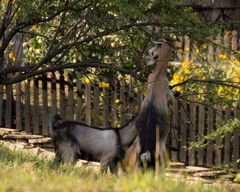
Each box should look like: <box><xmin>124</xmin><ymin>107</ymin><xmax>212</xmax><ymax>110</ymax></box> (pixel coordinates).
<box><xmin>0</xmin><ymin>61</ymin><xmax>142</xmax><ymax>85</ymax></box>
<box><xmin>171</xmin><ymin>78</ymin><xmax>240</xmax><ymax>89</ymax></box>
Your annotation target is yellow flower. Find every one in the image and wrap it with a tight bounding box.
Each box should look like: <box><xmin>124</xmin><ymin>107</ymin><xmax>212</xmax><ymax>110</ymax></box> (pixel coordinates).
<box><xmin>195</xmin><ymin>49</ymin><xmax>199</xmax><ymax>53</ymax></box>
<box><xmin>8</xmin><ymin>52</ymin><xmax>16</xmax><ymax>61</ymax></box>
<box><xmin>101</xmin><ymin>82</ymin><xmax>110</xmax><ymax>89</ymax></box>
<box><xmin>173</xmin><ymin>73</ymin><xmax>185</xmax><ymax>84</ymax></box>
<box><xmin>82</xmin><ymin>75</ymin><xmax>94</xmax><ymax>84</ymax></box>
<box><xmin>185</xmin><ymin>47</ymin><xmax>190</xmax><ymax>52</ymax></box>
<box><xmin>85</xmin><ymin>78</ymin><xmax>90</xmax><ymax>84</ymax></box>
<box><xmin>31</xmin><ymin>25</ymin><xmax>37</xmax><ymax>30</ymax></box>
<box><xmin>217</xmin><ymin>86</ymin><xmax>224</xmax><ymax>95</ymax></box>
<box><xmin>175</xmin><ymin>86</ymin><xmax>184</xmax><ymax>92</ymax></box>
<box><xmin>202</xmin><ymin>44</ymin><xmax>207</xmax><ymax>49</ymax></box>
<box><xmin>182</xmin><ymin>59</ymin><xmax>190</xmax><ymax>74</ymax></box>
<box><xmin>201</xmin><ymin>76</ymin><xmax>206</xmax><ymax>80</ymax></box>
<box><xmin>115</xmin><ymin>99</ymin><xmax>120</xmax><ymax>104</ymax></box>
<box><xmin>218</xmin><ymin>54</ymin><xmax>227</xmax><ymax>60</ymax></box>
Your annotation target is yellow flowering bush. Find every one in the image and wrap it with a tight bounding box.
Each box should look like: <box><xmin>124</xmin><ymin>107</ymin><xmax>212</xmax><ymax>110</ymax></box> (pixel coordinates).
<box><xmin>171</xmin><ymin>38</ymin><xmax>240</xmax><ymax>107</ymax></box>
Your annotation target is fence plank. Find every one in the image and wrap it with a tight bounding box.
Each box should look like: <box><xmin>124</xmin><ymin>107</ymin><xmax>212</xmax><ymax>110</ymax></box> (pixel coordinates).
<box><xmin>184</xmin><ymin>36</ymin><xmax>190</xmax><ymax>60</ymax></box>
<box><xmin>231</xmin><ymin>30</ymin><xmax>238</xmax><ymax>59</ymax></box>
<box><xmin>189</xmin><ymin>98</ymin><xmax>196</xmax><ymax>165</ymax></box>
<box><xmin>5</xmin><ymin>85</ymin><xmax>13</xmax><ymax>128</ymax></box>
<box><xmin>233</xmin><ymin>101</ymin><xmax>240</xmax><ymax>169</ymax></box>
<box><xmin>111</xmin><ymin>81</ymin><xmax>117</xmax><ymax>127</ymax></box>
<box><xmin>180</xmin><ymin>102</ymin><xmax>187</xmax><ymax>163</ymax></box>
<box><xmin>224</xmin><ymin>109</ymin><xmax>231</xmax><ymax>164</ymax></box>
<box><xmin>67</xmin><ymin>72</ymin><xmax>74</xmax><ymax>120</ymax></box>
<box><xmin>171</xmin><ymin>98</ymin><xmax>179</xmax><ymax>161</ymax></box>
<box><xmin>120</xmin><ymin>81</ymin><xmax>126</xmax><ymax>125</ymax></box>
<box><xmin>0</xmin><ymin>85</ymin><xmax>3</xmax><ymax>126</ymax></box>
<box><xmin>59</xmin><ymin>71</ymin><xmax>65</xmax><ymax>119</ymax></box>
<box><xmin>103</xmin><ymin>87</ymin><xmax>109</xmax><ymax>128</ymax></box>
<box><xmin>215</xmin><ymin>33</ymin><xmax>222</xmax><ymax>61</ymax></box>
<box><xmin>198</xmin><ymin>104</ymin><xmax>205</xmax><ymax>166</ymax></box>
<box><xmin>137</xmin><ymin>85</ymin><xmax>143</xmax><ymax>110</ymax></box>
<box><xmin>42</xmin><ymin>75</ymin><xmax>48</xmax><ymax>135</ymax></box>
<box><xmin>93</xmin><ymin>86</ymin><xmax>99</xmax><ymax>127</ymax></box>
<box><xmin>175</xmin><ymin>36</ymin><xmax>183</xmax><ymax>61</ymax></box>
<box><xmin>16</xmin><ymin>82</ymin><xmax>22</xmax><ymax>130</ymax></box>
<box><xmin>33</xmin><ymin>79</ymin><xmax>40</xmax><ymax>134</ymax></box>
<box><xmin>51</xmin><ymin>72</ymin><xmax>57</xmax><ymax>116</ymax></box>
<box><xmin>76</xmin><ymin>72</ymin><xmax>83</xmax><ymax>121</ymax></box>
<box><xmin>207</xmin><ymin>106</ymin><xmax>214</xmax><ymax>167</ymax></box>
<box><xmin>85</xmin><ymin>83</ymin><xmax>91</xmax><ymax>126</ymax></box>
<box><xmin>128</xmin><ymin>79</ymin><xmax>134</xmax><ymax>117</ymax></box>
<box><xmin>24</xmin><ymin>80</ymin><xmax>31</xmax><ymax>132</ymax></box>
<box><xmin>215</xmin><ymin>107</ymin><xmax>222</xmax><ymax>165</ymax></box>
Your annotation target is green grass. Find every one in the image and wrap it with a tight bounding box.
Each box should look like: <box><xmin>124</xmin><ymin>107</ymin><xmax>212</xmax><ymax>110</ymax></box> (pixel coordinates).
<box><xmin>0</xmin><ymin>144</ymin><xmax>238</xmax><ymax>192</ymax></box>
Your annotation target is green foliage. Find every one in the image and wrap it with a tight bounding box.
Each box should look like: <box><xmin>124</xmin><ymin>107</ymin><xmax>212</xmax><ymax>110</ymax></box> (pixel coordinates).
<box><xmin>189</xmin><ymin>119</ymin><xmax>240</xmax><ymax>150</ymax></box>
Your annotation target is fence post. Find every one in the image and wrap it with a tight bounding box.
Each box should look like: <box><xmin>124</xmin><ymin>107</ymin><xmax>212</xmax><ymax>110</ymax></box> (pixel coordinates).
<box><xmin>85</xmin><ymin>82</ymin><xmax>91</xmax><ymax>126</ymax></box>
<box><xmin>233</xmin><ymin>101</ymin><xmax>240</xmax><ymax>169</ymax></box>
<box><xmin>180</xmin><ymin>102</ymin><xmax>187</xmax><ymax>163</ymax></box>
<box><xmin>14</xmin><ymin>33</ymin><xmax>23</xmax><ymax>131</ymax></box>
<box><xmin>51</xmin><ymin>72</ymin><xmax>57</xmax><ymax>116</ymax></box>
<box><xmin>175</xmin><ymin>36</ymin><xmax>183</xmax><ymax>61</ymax></box>
<box><xmin>16</xmin><ymin>82</ymin><xmax>22</xmax><ymax>131</ymax></box>
<box><xmin>103</xmin><ymin>82</ymin><xmax>109</xmax><ymax>128</ymax></box>
<box><xmin>128</xmin><ymin>78</ymin><xmax>134</xmax><ymax>117</ymax></box>
<box><xmin>111</xmin><ymin>80</ymin><xmax>117</xmax><ymax>127</ymax></box>
<box><xmin>5</xmin><ymin>85</ymin><xmax>13</xmax><ymax>128</ymax></box>
<box><xmin>0</xmin><ymin>85</ymin><xmax>3</xmax><ymax>126</ymax></box>
<box><xmin>93</xmin><ymin>85</ymin><xmax>100</xmax><ymax>127</ymax></box>
<box><xmin>59</xmin><ymin>71</ymin><xmax>65</xmax><ymax>119</ymax></box>
<box><xmin>224</xmin><ymin>108</ymin><xmax>231</xmax><ymax>164</ymax></box>
<box><xmin>171</xmin><ymin>98</ymin><xmax>179</xmax><ymax>161</ymax></box>
<box><xmin>120</xmin><ymin>80</ymin><xmax>126</xmax><ymax>125</ymax></box>
<box><xmin>184</xmin><ymin>36</ymin><xmax>190</xmax><ymax>61</ymax></box>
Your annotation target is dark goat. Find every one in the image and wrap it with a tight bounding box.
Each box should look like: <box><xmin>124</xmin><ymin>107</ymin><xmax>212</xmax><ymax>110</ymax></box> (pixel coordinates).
<box><xmin>136</xmin><ymin>41</ymin><xmax>172</xmax><ymax>170</ymax></box>
<box><xmin>49</xmin><ymin>114</ymin><xmax>137</xmax><ymax>174</ymax></box>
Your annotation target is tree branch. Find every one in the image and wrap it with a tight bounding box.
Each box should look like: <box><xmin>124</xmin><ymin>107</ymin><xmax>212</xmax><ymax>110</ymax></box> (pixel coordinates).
<box><xmin>0</xmin><ymin>61</ymin><xmax>143</xmax><ymax>85</ymax></box>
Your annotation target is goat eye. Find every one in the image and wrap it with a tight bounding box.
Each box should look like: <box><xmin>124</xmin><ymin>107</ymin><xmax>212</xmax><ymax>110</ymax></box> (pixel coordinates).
<box><xmin>157</xmin><ymin>43</ymin><xmax>162</xmax><ymax>48</ymax></box>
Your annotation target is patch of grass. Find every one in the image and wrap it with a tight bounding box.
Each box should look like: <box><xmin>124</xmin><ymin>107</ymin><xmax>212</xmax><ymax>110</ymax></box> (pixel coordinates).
<box><xmin>0</xmin><ymin>144</ymin><xmax>238</xmax><ymax>192</ymax></box>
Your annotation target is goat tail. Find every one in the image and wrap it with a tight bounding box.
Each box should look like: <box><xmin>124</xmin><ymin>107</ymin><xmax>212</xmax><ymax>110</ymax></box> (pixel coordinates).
<box><xmin>48</xmin><ymin>114</ymin><xmax>62</xmax><ymax>137</ymax></box>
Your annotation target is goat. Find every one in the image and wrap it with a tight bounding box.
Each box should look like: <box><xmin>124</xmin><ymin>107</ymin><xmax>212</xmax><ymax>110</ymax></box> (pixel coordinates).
<box><xmin>49</xmin><ymin>114</ymin><xmax>137</xmax><ymax>174</ymax></box>
<box><xmin>135</xmin><ymin>41</ymin><xmax>172</xmax><ymax>170</ymax></box>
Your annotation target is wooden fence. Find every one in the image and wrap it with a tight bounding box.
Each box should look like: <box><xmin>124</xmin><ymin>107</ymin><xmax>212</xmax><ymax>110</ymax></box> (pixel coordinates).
<box><xmin>0</xmin><ymin>71</ymin><xmax>239</xmax><ymax>168</ymax></box>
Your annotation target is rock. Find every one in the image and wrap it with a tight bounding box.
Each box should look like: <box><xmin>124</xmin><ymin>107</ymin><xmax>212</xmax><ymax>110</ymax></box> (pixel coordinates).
<box><xmin>193</xmin><ymin>170</ymin><xmax>225</xmax><ymax>178</ymax></box>
<box><xmin>169</xmin><ymin>162</ymin><xmax>186</xmax><ymax>169</ymax></box>
<box><xmin>186</xmin><ymin>166</ymin><xmax>211</xmax><ymax>172</ymax></box>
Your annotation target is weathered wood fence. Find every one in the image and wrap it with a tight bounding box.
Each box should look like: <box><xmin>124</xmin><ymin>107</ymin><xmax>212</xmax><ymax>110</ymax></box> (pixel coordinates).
<box><xmin>0</xmin><ymin>72</ymin><xmax>239</xmax><ymax>168</ymax></box>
